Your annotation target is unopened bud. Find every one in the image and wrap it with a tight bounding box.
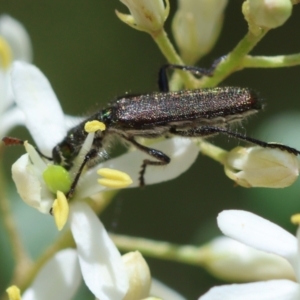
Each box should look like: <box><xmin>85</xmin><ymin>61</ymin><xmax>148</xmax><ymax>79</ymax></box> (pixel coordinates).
<box><xmin>122</xmin><ymin>251</ymin><xmax>151</xmax><ymax>300</ymax></box>
<box><xmin>204</xmin><ymin>236</ymin><xmax>295</xmax><ymax>281</ymax></box>
<box><xmin>243</xmin><ymin>0</ymin><xmax>292</xmax><ymax>30</ymax></box>
<box><xmin>224</xmin><ymin>146</ymin><xmax>299</xmax><ymax>188</ymax></box>
<box><xmin>172</xmin><ymin>0</ymin><xmax>228</xmax><ymax>64</ymax></box>
<box><xmin>116</xmin><ymin>0</ymin><xmax>170</xmax><ymax>33</ymax></box>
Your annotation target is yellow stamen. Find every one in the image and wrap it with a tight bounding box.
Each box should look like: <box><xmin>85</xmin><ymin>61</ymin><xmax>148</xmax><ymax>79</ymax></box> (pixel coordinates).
<box><xmin>84</xmin><ymin>120</ymin><xmax>106</xmax><ymax>133</ymax></box>
<box><xmin>291</xmin><ymin>214</ymin><xmax>300</xmax><ymax>225</ymax></box>
<box><xmin>6</xmin><ymin>285</ymin><xmax>21</xmax><ymax>300</ymax></box>
<box><xmin>52</xmin><ymin>191</ymin><xmax>69</xmax><ymax>231</ymax></box>
<box><xmin>0</xmin><ymin>36</ymin><xmax>12</xmax><ymax>69</ymax></box>
<box><xmin>97</xmin><ymin>168</ymin><xmax>133</xmax><ymax>188</ymax></box>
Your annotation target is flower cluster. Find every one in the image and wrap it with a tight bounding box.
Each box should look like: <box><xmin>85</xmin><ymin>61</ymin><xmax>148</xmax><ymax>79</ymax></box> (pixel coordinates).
<box><xmin>199</xmin><ymin>210</ymin><xmax>300</xmax><ymax>299</ymax></box>
<box><xmin>2</xmin><ymin>0</ymin><xmax>300</xmax><ymax>300</ymax></box>
<box><xmin>5</xmin><ymin>60</ymin><xmax>199</xmax><ymax>298</ymax></box>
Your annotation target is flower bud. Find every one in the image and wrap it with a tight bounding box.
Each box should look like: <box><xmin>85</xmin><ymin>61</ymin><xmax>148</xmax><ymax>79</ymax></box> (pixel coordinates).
<box><xmin>243</xmin><ymin>0</ymin><xmax>292</xmax><ymax>30</ymax></box>
<box><xmin>116</xmin><ymin>0</ymin><xmax>170</xmax><ymax>33</ymax></box>
<box><xmin>172</xmin><ymin>0</ymin><xmax>228</xmax><ymax>64</ymax></box>
<box><xmin>122</xmin><ymin>251</ymin><xmax>151</xmax><ymax>300</ymax></box>
<box><xmin>224</xmin><ymin>146</ymin><xmax>299</xmax><ymax>188</ymax></box>
<box><xmin>204</xmin><ymin>237</ymin><xmax>295</xmax><ymax>281</ymax></box>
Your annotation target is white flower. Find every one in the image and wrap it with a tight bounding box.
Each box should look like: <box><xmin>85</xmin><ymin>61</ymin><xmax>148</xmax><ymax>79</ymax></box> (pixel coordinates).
<box><xmin>0</xmin><ymin>14</ymin><xmax>32</xmax><ymax>136</ymax></box>
<box><xmin>122</xmin><ymin>251</ymin><xmax>151</xmax><ymax>300</ymax></box>
<box><xmin>21</xmin><ymin>249</ymin><xmax>81</xmax><ymax>300</ymax></box>
<box><xmin>116</xmin><ymin>0</ymin><xmax>170</xmax><ymax>33</ymax></box>
<box><xmin>9</xmin><ymin>62</ymin><xmax>198</xmax><ymax>298</ymax></box>
<box><xmin>199</xmin><ymin>210</ymin><xmax>300</xmax><ymax>299</ymax></box>
<box><xmin>70</xmin><ymin>202</ymin><xmax>151</xmax><ymax>300</ymax></box>
<box><xmin>243</xmin><ymin>0</ymin><xmax>292</xmax><ymax>30</ymax></box>
<box><xmin>224</xmin><ymin>146</ymin><xmax>299</xmax><ymax>188</ymax></box>
<box><xmin>0</xmin><ymin>15</ymin><xmax>32</xmax><ymax>62</ymax></box>
<box><xmin>10</xmin><ymin>61</ymin><xmax>199</xmax><ymax>214</ymax></box>
<box><xmin>172</xmin><ymin>0</ymin><xmax>228</xmax><ymax>64</ymax></box>
<box><xmin>7</xmin><ymin>203</ymin><xmax>152</xmax><ymax>300</ymax></box>
<box><xmin>204</xmin><ymin>236</ymin><xmax>294</xmax><ymax>282</ymax></box>
<box><xmin>70</xmin><ymin>202</ymin><xmax>129</xmax><ymax>300</ymax></box>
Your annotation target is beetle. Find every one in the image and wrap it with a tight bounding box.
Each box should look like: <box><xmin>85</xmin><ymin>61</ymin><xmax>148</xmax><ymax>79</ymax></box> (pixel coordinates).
<box><xmin>49</xmin><ymin>64</ymin><xmax>300</xmax><ymax>197</ymax></box>
<box><xmin>4</xmin><ymin>64</ymin><xmax>299</xmax><ymax>198</ymax></box>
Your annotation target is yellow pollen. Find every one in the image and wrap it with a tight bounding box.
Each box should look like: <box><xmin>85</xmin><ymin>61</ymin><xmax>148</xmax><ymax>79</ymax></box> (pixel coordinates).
<box><xmin>84</xmin><ymin>120</ymin><xmax>106</xmax><ymax>133</ymax></box>
<box><xmin>97</xmin><ymin>168</ymin><xmax>133</xmax><ymax>188</ymax></box>
<box><xmin>6</xmin><ymin>285</ymin><xmax>21</xmax><ymax>300</ymax></box>
<box><xmin>291</xmin><ymin>214</ymin><xmax>300</xmax><ymax>225</ymax></box>
<box><xmin>52</xmin><ymin>191</ymin><xmax>69</xmax><ymax>231</ymax></box>
<box><xmin>0</xmin><ymin>37</ymin><xmax>12</xmax><ymax>69</ymax></box>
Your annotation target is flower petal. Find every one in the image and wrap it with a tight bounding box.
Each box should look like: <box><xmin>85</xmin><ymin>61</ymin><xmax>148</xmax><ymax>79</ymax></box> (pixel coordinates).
<box><xmin>77</xmin><ymin>137</ymin><xmax>199</xmax><ymax>198</ymax></box>
<box><xmin>172</xmin><ymin>0</ymin><xmax>227</xmax><ymax>64</ymax></box>
<box><xmin>117</xmin><ymin>0</ymin><xmax>169</xmax><ymax>32</ymax></box>
<box><xmin>70</xmin><ymin>202</ymin><xmax>129</xmax><ymax>300</ymax></box>
<box><xmin>205</xmin><ymin>237</ymin><xmax>295</xmax><ymax>282</ymax></box>
<box><xmin>245</xmin><ymin>0</ymin><xmax>292</xmax><ymax>30</ymax></box>
<box><xmin>12</xmin><ymin>154</ymin><xmax>53</xmax><ymax>213</ymax></box>
<box><xmin>217</xmin><ymin>210</ymin><xmax>297</xmax><ymax>266</ymax></box>
<box><xmin>22</xmin><ymin>249</ymin><xmax>81</xmax><ymax>300</ymax></box>
<box><xmin>11</xmin><ymin>61</ymin><xmax>66</xmax><ymax>155</ymax></box>
<box><xmin>224</xmin><ymin>147</ymin><xmax>299</xmax><ymax>188</ymax></box>
<box><xmin>0</xmin><ymin>14</ymin><xmax>32</xmax><ymax>62</ymax></box>
<box><xmin>198</xmin><ymin>280</ymin><xmax>300</xmax><ymax>300</ymax></box>
<box><xmin>122</xmin><ymin>251</ymin><xmax>151</xmax><ymax>300</ymax></box>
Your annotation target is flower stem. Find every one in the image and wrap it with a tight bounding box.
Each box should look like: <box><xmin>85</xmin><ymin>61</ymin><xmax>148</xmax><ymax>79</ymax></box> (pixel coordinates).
<box><xmin>111</xmin><ymin>233</ymin><xmax>211</xmax><ymax>267</ymax></box>
<box><xmin>242</xmin><ymin>53</ymin><xmax>300</xmax><ymax>68</ymax></box>
<box><xmin>151</xmin><ymin>28</ymin><xmax>197</xmax><ymax>90</ymax></box>
<box><xmin>199</xmin><ymin>30</ymin><xmax>268</xmax><ymax>88</ymax></box>
<box><xmin>197</xmin><ymin>140</ymin><xmax>228</xmax><ymax>165</ymax></box>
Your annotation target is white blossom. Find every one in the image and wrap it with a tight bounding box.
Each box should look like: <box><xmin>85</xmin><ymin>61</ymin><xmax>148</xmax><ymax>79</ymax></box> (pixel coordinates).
<box><xmin>22</xmin><ymin>249</ymin><xmax>81</xmax><ymax>300</ymax></box>
<box><xmin>204</xmin><ymin>236</ymin><xmax>295</xmax><ymax>282</ymax></box>
<box><xmin>199</xmin><ymin>210</ymin><xmax>300</xmax><ymax>299</ymax></box>
<box><xmin>243</xmin><ymin>0</ymin><xmax>292</xmax><ymax>30</ymax></box>
<box><xmin>10</xmin><ymin>61</ymin><xmax>199</xmax><ymax>213</ymax></box>
<box><xmin>224</xmin><ymin>146</ymin><xmax>299</xmax><ymax>188</ymax></box>
<box><xmin>172</xmin><ymin>0</ymin><xmax>228</xmax><ymax>64</ymax></box>
<box><xmin>0</xmin><ymin>15</ymin><xmax>32</xmax><ymax>136</ymax></box>
<box><xmin>116</xmin><ymin>0</ymin><xmax>170</xmax><ymax>33</ymax></box>
<box><xmin>70</xmin><ymin>202</ymin><xmax>129</xmax><ymax>300</ymax></box>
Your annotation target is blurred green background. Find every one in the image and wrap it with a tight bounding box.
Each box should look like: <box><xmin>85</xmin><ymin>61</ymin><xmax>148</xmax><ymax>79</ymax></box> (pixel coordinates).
<box><xmin>0</xmin><ymin>1</ymin><xmax>300</xmax><ymax>299</ymax></box>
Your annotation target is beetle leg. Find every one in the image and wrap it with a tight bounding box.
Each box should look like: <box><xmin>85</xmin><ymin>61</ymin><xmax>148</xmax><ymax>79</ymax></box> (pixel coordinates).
<box><xmin>66</xmin><ymin>148</ymin><xmax>99</xmax><ymax>199</ymax></box>
<box><xmin>157</xmin><ymin>57</ymin><xmax>227</xmax><ymax>92</ymax></box>
<box><xmin>121</xmin><ymin>135</ymin><xmax>171</xmax><ymax>186</ymax></box>
<box><xmin>170</xmin><ymin>126</ymin><xmax>300</xmax><ymax>155</ymax></box>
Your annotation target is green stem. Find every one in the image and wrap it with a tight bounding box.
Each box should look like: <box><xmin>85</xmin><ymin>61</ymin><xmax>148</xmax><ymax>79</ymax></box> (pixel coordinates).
<box><xmin>198</xmin><ymin>140</ymin><xmax>228</xmax><ymax>165</ymax></box>
<box><xmin>199</xmin><ymin>30</ymin><xmax>268</xmax><ymax>88</ymax></box>
<box><xmin>151</xmin><ymin>29</ymin><xmax>197</xmax><ymax>90</ymax></box>
<box><xmin>242</xmin><ymin>53</ymin><xmax>300</xmax><ymax>68</ymax></box>
<box><xmin>111</xmin><ymin>233</ymin><xmax>211</xmax><ymax>267</ymax></box>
